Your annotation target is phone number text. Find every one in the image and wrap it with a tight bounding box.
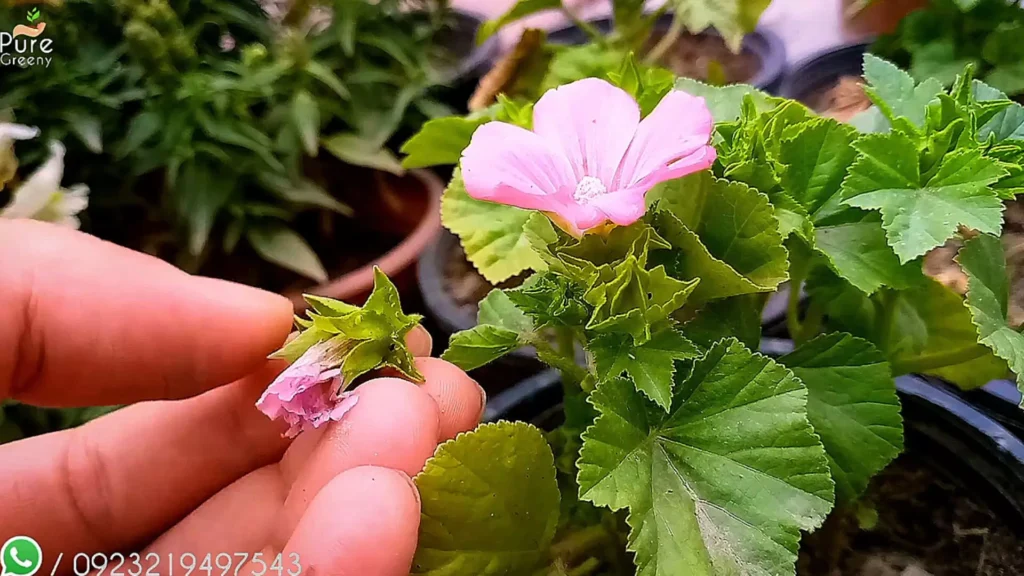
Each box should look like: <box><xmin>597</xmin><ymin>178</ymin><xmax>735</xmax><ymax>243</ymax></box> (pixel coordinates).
<box><xmin>64</xmin><ymin>552</ymin><xmax>302</xmax><ymax>576</ymax></box>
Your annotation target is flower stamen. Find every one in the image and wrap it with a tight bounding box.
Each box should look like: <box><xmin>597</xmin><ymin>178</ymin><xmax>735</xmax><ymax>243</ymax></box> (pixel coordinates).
<box><xmin>573</xmin><ymin>176</ymin><xmax>607</xmax><ymax>204</ymax></box>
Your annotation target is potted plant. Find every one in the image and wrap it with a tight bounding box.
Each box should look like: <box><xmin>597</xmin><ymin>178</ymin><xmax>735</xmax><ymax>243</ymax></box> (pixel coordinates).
<box><xmin>260</xmin><ymin>52</ymin><xmax>1024</xmax><ymax>574</ymax></box>
<box><xmin>0</xmin><ymin>0</ymin><xmax>492</xmax><ymax>307</ymax></box>
<box><xmin>406</xmin><ymin>0</ymin><xmax>787</xmax><ymax>357</ymax></box>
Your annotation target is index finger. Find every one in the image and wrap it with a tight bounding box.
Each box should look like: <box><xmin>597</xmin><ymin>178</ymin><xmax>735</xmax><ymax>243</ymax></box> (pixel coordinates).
<box><xmin>0</xmin><ymin>220</ymin><xmax>293</xmax><ymax>406</ymax></box>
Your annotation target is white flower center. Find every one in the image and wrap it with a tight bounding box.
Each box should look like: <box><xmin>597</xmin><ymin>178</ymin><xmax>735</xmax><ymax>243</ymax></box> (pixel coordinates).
<box><xmin>573</xmin><ymin>176</ymin><xmax>607</xmax><ymax>204</ymax></box>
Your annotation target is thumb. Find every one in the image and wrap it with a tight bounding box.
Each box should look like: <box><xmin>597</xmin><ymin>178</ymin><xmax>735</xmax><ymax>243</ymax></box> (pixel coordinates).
<box><xmin>283</xmin><ymin>466</ymin><xmax>421</xmax><ymax>575</ymax></box>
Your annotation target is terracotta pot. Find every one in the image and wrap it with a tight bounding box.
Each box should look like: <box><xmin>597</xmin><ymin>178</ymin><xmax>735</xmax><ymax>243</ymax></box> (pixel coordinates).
<box><xmin>842</xmin><ymin>0</ymin><xmax>927</xmax><ymax>36</ymax></box>
<box><xmin>285</xmin><ymin>169</ymin><xmax>442</xmax><ymax>310</ymax></box>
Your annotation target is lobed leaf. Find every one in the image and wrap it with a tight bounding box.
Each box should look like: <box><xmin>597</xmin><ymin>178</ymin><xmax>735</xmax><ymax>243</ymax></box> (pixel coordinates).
<box><xmin>441</xmin><ymin>171</ymin><xmax>546</xmax><ymax>283</ymax></box>
<box><xmin>577</xmin><ymin>339</ymin><xmax>834</xmax><ymax>576</ymax></box>
<box><xmin>588</xmin><ymin>327</ymin><xmax>699</xmax><ymax>410</ymax></box>
<box><xmin>781</xmin><ymin>333</ymin><xmax>903</xmax><ymax>502</ymax></box>
<box><xmin>957</xmin><ymin>234</ymin><xmax>1024</xmax><ymax>402</ymax></box>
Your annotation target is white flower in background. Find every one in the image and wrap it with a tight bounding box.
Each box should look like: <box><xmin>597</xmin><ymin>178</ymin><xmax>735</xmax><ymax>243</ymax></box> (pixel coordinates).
<box><xmin>0</xmin><ymin>122</ymin><xmax>41</xmax><ymax>189</ymax></box>
<box><xmin>1</xmin><ymin>141</ymin><xmax>90</xmax><ymax>229</ymax></box>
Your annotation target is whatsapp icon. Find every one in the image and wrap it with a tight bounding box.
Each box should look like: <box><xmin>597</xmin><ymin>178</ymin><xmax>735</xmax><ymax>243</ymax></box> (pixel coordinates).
<box><xmin>1</xmin><ymin>536</ymin><xmax>42</xmax><ymax>576</ymax></box>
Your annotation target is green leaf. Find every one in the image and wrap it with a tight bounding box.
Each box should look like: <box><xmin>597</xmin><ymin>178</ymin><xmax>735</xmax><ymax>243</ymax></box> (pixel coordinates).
<box><xmin>777</xmin><ymin>117</ymin><xmax>858</xmax><ymax>223</ymax></box>
<box><xmin>65</xmin><ymin>112</ymin><xmax>103</xmax><ymax>154</ymax></box>
<box><xmin>957</xmin><ymin>234</ymin><xmax>1024</xmax><ymax>401</ymax></box>
<box><xmin>814</xmin><ymin>220</ymin><xmax>922</xmax><ymax>295</ymax></box>
<box><xmin>506</xmin><ymin>272</ymin><xmax>591</xmax><ymax>328</ymax></box>
<box><xmin>261</xmin><ymin>175</ymin><xmax>352</xmax><ymax>216</ymax></box>
<box><xmin>542</xmin><ymin>44</ymin><xmax>629</xmax><ymax>93</ymax></box>
<box><xmin>400</xmin><ymin>116</ymin><xmax>488</xmax><ymax>169</ymax></box>
<box><xmin>247</xmin><ymin>225</ymin><xmax>328</xmax><ymax>283</ymax></box>
<box><xmin>974</xmin><ymin>80</ymin><xmax>1024</xmax><ymax>142</ymax></box>
<box><xmin>442</xmin><ymin>325</ymin><xmax>523</xmax><ymax>371</ymax></box>
<box><xmin>305</xmin><ymin>60</ymin><xmax>350</xmax><ymax>100</ymax></box>
<box><xmin>322</xmin><ymin>133</ymin><xmax>404</xmax><ymax>175</ymax></box>
<box><xmin>584</xmin><ymin>256</ymin><xmax>699</xmax><ymax>344</ymax></box>
<box><xmin>842</xmin><ymin>132</ymin><xmax>1007</xmax><ymax>263</ymax></box>
<box><xmin>781</xmin><ymin>333</ymin><xmax>903</xmax><ymax>502</ymax></box>
<box><xmin>477</xmin><ymin>0</ymin><xmax>561</xmax><ymax>44</ymax></box>
<box><xmin>412</xmin><ymin>421</ymin><xmax>560</xmax><ymax>575</ymax></box>
<box><xmin>652</xmin><ymin>172</ymin><xmax>789</xmax><ymax>303</ymax></box>
<box><xmin>176</xmin><ymin>159</ymin><xmax>235</xmax><ymax>256</ymax></box>
<box><xmin>663</xmin><ymin>0</ymin><xmax>772</xmax><ymax>52</ymax></box>
<box><xmin>680</xmin><ymin>294</ymin><xmax>762</xmax><ymax>350</ymax></box>
<box><xmin>673</xmin><ymin>78</ymin><xmax>772</xmax><ymax>123</ymax></box>
<box><xmin>478</xmin><ymin>289</ymin><xmax>534</xmax><ymax>333</ymax></box>
<box><xmin>441</xmin><ymin>171</ymin><xmax>545</xmax><ymax>283</ymax></box>
<box><xmin>578</xmin><ymin>339</ymin><xmax>834</xmax><ymax>576</ymax></box>
<box><xmin>292</xmin><ymin>90</ymin><xmax>320</xmax><ymax>156</ymax></box>
<box><xmin>589</xmin><ymin>327</ymin><xmax>700</xmax><ymax>410</ymax></box>
<box><xmin>984</xmin><ymin>63</ymin><xmax>1024</xmax><ymax>97</ymax></box>
<box><xmin>862</xmin><ymin>53</ymin><xmax>943</xmax><ymax>130</ymax></box>
<box><xmin>910</xmin><ymin>42</ymin><xmax>977</xmax><ymax>88</ymax></box>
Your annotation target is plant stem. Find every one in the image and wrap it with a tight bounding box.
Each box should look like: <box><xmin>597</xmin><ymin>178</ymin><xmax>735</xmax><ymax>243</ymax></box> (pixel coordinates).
<box><xmin>644</xmin><ymin>11</ymin><xmax>685</xmax><ymax>64</ymax></box>
<box><xmin>561</xmin><ymin>6</ymin><xmax>605</xmax><ymax>44</ymax></box>
<box><xmin>787</xmin><ymin>279</ymin><xmax>804</xmax><ymax>341</ymax></box>
<box><xmin>551</xmin><ymin>524</ymin><xmax>609</xmax><ymax>561</ymax></box>
<box><xmin>798</xmin><ymin>300</ymin><xmax>825</xmax><ymax>344</ymax></box>
<box><xmin>566</xmin><ymin>559</ymin><xmax>601</xmax><ymax>576</ymax></box>
<box><xmin>875</xmin><ymin>290</ymin><xmax>897</xmax><ymax>353</ymax></box>
<box><xmin>891</xmin><ymin>345</ymin><xmax>990</xmax><ymax>374</ymax></box>
<box><xmin>532</xmin><ymin>337</ymin><xmax>588</xmax><ymax>388</ymax></box>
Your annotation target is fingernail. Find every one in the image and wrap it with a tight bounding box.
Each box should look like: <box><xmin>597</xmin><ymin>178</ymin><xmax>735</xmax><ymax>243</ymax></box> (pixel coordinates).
<box><xmin>399</xmin><ymin>470</ymin><xmax>421</xmax><ymax>507</ymax></box>
<box><xmin>476</xmin><ymin>379</ymin><xmax>487</xmax><ymax>422</ymax></box>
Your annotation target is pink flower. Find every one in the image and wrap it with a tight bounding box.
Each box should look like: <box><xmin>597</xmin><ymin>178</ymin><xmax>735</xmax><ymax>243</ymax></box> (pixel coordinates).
<box><xmin>257</xmin><ymin>341</ymin><xmax>359</xmax><ymax>438</ymax></box>
<box><xmin>460</xmin><ymin>78</ymin><xmax>716</xmax><ymax>234</ymax></box>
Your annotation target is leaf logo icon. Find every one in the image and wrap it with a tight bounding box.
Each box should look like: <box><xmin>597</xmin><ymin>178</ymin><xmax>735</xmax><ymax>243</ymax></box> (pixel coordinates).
<box><xmin>26</xmin><ymin>8</ymin><xmax>41</xmax><ymax>23</ymax></box>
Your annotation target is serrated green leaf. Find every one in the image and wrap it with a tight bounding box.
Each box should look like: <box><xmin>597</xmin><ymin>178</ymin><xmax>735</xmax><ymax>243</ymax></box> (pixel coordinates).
<box><xmin>584</xmin><ymin>256</ymin><xmax>699</xmax><ymax>344</ymax></box>
<box><xmin>400</xmin><ymin>116</ymin><xmax>488</xmax><ymax>169</ymax></box>
<box><xmin>652</xmin><ymin>172</ymin><xmax>789</xmax><ymax>303</ymax></box>
<box><xmin>673</xmin><ymin>78</ymin><xmax>773</xmax><ymax>123</ymax></box>
<box><xmin>974</xmin><ymin>80</ymin><xmax>1024</xmax><ymax>142</ymax></box>
<box><xmin>680</xmin><ymin>295</ymin><xmax>762</xmax><ymax>350</ymax></box>
<box><xmin>478</xmin><ymin>289</ymin><xmax>534</xmax><ymax>333</ymax></box>
<box><xmin>506</xmin><ymin>272</ymin><xmax>590</xmax><ymax>328</ymax></box>
<box><xmin>304</xmin><ymin>294</ymin><xmax>359</xmax><ymax>317</ymax></box>
<box><xmin>842</xmin><ymin>132</ymin><xmax>1007</xmax><ymax>263</ymax></box>
<box><xmin>578</xmin><ymin>339</ymin><xmax>834</xmax><ymax>576</ymax></box>
<box><xmin>589</xmin><ymin>327</ymin><xmax>699</xmax><ymax>410</ymax></box>
<box><xmin>862</xmin><ymin>53</ymin><xmax>944</xmax><ymax>130</ymax></box>
<box><xmin>413</xmin><ymin>421</ymin><xmax>560</xmax><ymax>575</ymax></box>
<box><xmin>441</xmin><ymin>171</ymin><xmax>545</xmax><ymax>283</ymax></box>
<box><xmin>814</xmin><ymin>219</ymin><xmax>922</xmax><ymax>295</ymax></box>
<box><xmin>781</xmin><ymin>333</ymin><xmax>903</xmax><ymax>502</ymax></box>
<box><xmin>778</xmin><ymin>117</ymin><xmax>858</xmax><ymax>223</ymax></box>
<box><xmin>910</xmin><ymin>42</ymin><xmax>978</xmax><ymax>88</ymax></box>
<box><xmin>957</xmin><ymin>234</ymin><xmax>1024</xmax><ymax>402</ymax></box>
<box><xmin>442</xmin><ymin>325</ymin><xmax>523</xmax><ymax>371</ymax></box>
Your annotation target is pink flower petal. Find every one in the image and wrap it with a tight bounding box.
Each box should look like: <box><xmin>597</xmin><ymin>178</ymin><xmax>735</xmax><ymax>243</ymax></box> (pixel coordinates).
<box><xmin>533</xmin><ymin>78</ymin><xmax>641</xmax><ymax>187</ymax></box>
<box><xmin>612</xmin><ymin>90</ymin><xmax>715</xmax><ymax>190</ymax></box>
<box><xmin>586</xmin><ymin>189</ymin><xmax>649</xmax><ymax>226</ymax></box>
<box><xmin>461</xmin><ymin>121</ymin><xmax>575</xmax><ymax>212</ymax></box>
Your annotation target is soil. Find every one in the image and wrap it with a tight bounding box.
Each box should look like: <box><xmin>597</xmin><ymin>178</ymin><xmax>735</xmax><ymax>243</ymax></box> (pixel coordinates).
<box><xmin>648</xmin><ymin>32</ymin><xmax>760</xmax><ymax>84</ymax></box>
<box><xmin>443</xmin><ymin>240</ymin><xmax>527</xmax><ymax>320</ymax></box>
<box><xmin>924</xmin><ymin>201</ymin><xmax>1024</xmax><ymax>326</ymax></box>
<box><xmin>809</xmin><ymin>75</ymin><xmax>873</xmax><ymax>122</ymax></box>
<box><xmin>798</xmin><ymin>452</ymin><xmax>1024</xmax><ymax>576</ymax></box>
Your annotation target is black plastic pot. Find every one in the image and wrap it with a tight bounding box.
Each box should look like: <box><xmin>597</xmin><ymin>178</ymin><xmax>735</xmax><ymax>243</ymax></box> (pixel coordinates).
<box><xmin>778</xmin><ymin>42</ymin><xmax>870</xmax><ymax>105</ymax></box>
<box><xmin>485</xmin><ymin>366</ymin><xmax>1024</xmax><ymax>535</ymax></box>
<box><xmin>545</xmin><ymin>14</ymin><xmax>786</xmax><ymax>94</ymax></box>
<box><xmin>435</xmin><ymin>11</ymin><xmax>502</xmax><ymax>113</ymax></box>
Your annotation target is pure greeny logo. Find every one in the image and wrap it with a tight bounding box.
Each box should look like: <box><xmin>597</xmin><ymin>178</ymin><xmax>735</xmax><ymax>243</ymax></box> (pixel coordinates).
<box><xmin>0</xmin><ymin>9</ymin><xmax>53</xmax><ymax>69</ymax></box>
<box><xmin>0</xmin><ymin>536</ymin><xmax>42</xmax><ymax>576</ymax></box>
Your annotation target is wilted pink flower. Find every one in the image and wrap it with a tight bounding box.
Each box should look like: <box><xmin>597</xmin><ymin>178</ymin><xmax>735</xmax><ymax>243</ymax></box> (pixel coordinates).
<box><xmin>460</xmin><ymin>78</ymin><xmax>716</xmax><ymax>234</ymax></box>
<box><xmin>257</xmin><ymin>341</ymin><xmax>359</xmax><ymax>438</ymax></box>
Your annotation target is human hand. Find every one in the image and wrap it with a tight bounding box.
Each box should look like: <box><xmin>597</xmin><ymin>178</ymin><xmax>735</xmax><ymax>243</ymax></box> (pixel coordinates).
<box><xmin>0</xmin><ymin>220</ymin><xmax>486</xmax><ymax>575</ymax></box>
